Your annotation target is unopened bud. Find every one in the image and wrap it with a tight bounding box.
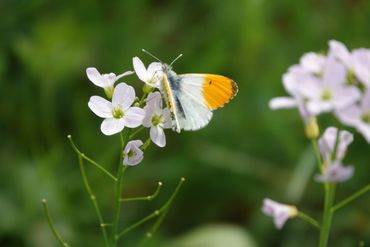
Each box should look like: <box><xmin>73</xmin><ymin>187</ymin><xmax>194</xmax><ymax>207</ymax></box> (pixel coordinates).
<box><xmin>305</xmin><ymin>117</ymin><xmax>319</xmax><ymax>139</ymax></box>
<box><xmin>143</xmin><ymin>84</ymin><xmax>154</xmax><ymax>94</ymax></box>
<box><xmin>104</xmin><ymin>86</ymin><xmax>114</xmax><ymax>99</ymax></box>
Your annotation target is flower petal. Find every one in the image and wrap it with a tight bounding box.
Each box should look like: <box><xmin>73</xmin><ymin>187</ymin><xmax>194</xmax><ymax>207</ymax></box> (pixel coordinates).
<box><xmin>357</xmin><ymin>122</ymin><xmax>370</xmax><ymax>143</ymax></box>
<box><xmin>150</xmin><ymin>126</ymin><xmax>166</xmax><ymax>147</ymax></box>
<box><xmin>123</xmin><ymin>140</ymin><xmax>144</xmax><ymax>166</ymax></box>
<box><xmin>328</xmin><ymin>40</ymin><xmax>351</xmax><ymax>67</ymax></box>
<box><xmin>86</xmin><ymin>67</ymin><xmax>104</xmax><ymax>87</ymax></box>
<box><xmin>88</xmin><ymin>96</ymin><xmax>113</xmax><ymax>118</ymax></box>
<box><xmin>123</xmin><ymin>107</ymin><xmax>145</xmax><ymax>128</ymax></box>
<box><xmin>100</xmin><ymin>118</ymin><xmax>125</xmax><ymax>135</ymax></box>
<box><xmin>116</xmin><ymin>70</ymin><xmax>135</xmax><ymax>81</ymax></box>
<box><xmin>269</xmin><ymin>97</ymin><xmax>297</xmax><ymax>110</ymax></box>
<box><xmin>112</xmin><ymin>83</ymin><xmax>135</xmax><ymax>109</ymax></box>
<box><xmin>133</xmin><ymin>57</ymin><xmax>148</xmax><ymax>82</ymax></box>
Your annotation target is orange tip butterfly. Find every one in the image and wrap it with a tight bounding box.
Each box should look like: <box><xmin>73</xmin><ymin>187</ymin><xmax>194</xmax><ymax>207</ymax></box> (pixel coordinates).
<box><xmin>135</xmin><ymin>50</ymin><xmax>238</xmax><ymax>133</ymax></box>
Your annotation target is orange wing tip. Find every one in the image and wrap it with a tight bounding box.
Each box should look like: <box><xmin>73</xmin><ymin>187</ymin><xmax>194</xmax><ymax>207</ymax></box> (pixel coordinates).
<box><xmin>202</xmin><ymin>74</ymin><xmax>238</xmax><ymax>110</ymax></box>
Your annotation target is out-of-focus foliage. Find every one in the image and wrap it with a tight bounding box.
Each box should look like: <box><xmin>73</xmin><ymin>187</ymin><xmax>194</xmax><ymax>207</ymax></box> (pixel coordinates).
<box><xmin>1</xmin><ymin>0</ymin><xmax>369</xmax><ymax>246</ymax></box>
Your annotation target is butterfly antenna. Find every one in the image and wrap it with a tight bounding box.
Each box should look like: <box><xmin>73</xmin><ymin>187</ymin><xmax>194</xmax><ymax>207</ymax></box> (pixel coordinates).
<box><xmin>169</xmin><ymin>53</ymin><xmax>183</xmax><ymax>67</ymax></box>
<box><xmin>142</xmin><ymin>49</ymin><xmax>162</xmax><ymax>63</ymax></box>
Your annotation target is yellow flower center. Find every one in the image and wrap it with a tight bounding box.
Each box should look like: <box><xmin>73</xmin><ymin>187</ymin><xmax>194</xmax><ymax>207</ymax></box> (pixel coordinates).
<box><xmin>321</xmin><ymin>89</ymin><xmax>332</xmax><ymax>101</ymax></box>
<box><xmin>112</xmin><ymin>106</ymin><xmax>124</xmax><ymax>119</ymax></box>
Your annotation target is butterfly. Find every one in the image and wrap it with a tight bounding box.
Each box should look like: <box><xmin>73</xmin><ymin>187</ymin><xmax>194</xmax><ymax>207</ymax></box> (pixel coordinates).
<box><xmin>133</xmin><ymin>50</ymin><xmax>238</xmax><ymax>133</ymax></box>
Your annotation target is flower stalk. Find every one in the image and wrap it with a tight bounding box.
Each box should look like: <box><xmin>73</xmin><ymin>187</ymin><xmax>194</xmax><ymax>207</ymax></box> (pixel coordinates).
<box><xmin>41</xmin><ymin>199</ymin><xmax>70</xmax><ymax>247</ymax></box>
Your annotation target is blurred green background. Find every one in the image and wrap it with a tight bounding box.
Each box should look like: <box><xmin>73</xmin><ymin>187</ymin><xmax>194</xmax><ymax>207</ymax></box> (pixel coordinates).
<box><xmin>1</xmin><ymin>0</ymin><xmax>370</xmax><ymax>246</ymax></box>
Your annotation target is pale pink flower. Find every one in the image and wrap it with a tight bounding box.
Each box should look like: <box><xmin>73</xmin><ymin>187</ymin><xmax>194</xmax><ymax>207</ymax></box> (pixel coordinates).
<box><xmin>133</xmin><ymin>57</ymin><xmax>163</xmax><ymax>88</ymax></box>
<box><xmin>315</xmin><ymin>162</ymin><xmax>354</xmax><ymax>183</ymax></box>
<box><xmin>262</xmin><ymin>198</ymin><xmax>297</xmax><ymax>229</ymax></box>
<box><xmin>142</xmin><ymin>92</ymin><xmax>172</xmax><ymax>147</ymax></box>
<box><xmin>123</xmin><ymin>140</ymin><xmax>144</xmax><ymax>166</ymax></box>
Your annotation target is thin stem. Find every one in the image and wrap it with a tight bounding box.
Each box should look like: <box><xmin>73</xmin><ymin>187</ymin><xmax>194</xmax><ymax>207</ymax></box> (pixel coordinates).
<box><xmin>311</xmin><ymin>139</ymin><xmax>323</xmax><ymax>173</ymax></box>
<box><xmin>297</xmin><ymin>211</ymin><xmax>321</xmax><ymax>230</ymax></box>
<box><xmin>111</xmin><ymin>131</ymin><xmax>129</xmax><ymax>246</ymax></box>
<box><xmin>68</xmin><ymin>135</ymin><xmax>117</xmax><ymax>182</ymax></box>
<box><xmin>77</xmin><ymin>153</ymin><xmax>111</xmax><ymax>247</ymax></box>
<box><xmin>332</xmin><ymin>183</ymin><xmax>370</xmax><ymax>213</ymax></box>
<box><xmin>116</xmin><ymin>177</ymin><xmax>186</xmax><ymax>240</ymax></box>
<box><xmin>42</xmin><ymin>199</ymin><xmax>70</xmax><ymax>247</ymax></box>
<box><xmin>319</xmin><ymin>183</ymin><xmax>336</xmax><ymax>247</ymax></box>
<box><xmin>129</xmin><ymin>126</ymin><xmax>145</xmax><ymax>139</ymax></box>
<box><xmin>120</xmin><ymin>182</ymin><xmax>163</xmax><ymax>202</ymax></box>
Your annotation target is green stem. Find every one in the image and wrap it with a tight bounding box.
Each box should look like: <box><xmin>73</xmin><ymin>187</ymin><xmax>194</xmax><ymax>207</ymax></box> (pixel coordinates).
<box><xmin>77</xmin><ymin>152</ymin><xmax>111</xmax><ymax>247</ymax></box>
<box><xmin>332</xmin><ymin>183</ymin><xmax>370</xmax><ymax>213</ymax></box>
<box><xmin>41</xmin><ymin>199</ymin><xmax>70</xmax><ymax>247</ymax></box>
<box><xmin>319</xmin><ymin>183</ymin><xmax>336</xmax><ymax>247</ymax></box>
<box><xmin>68</xmin><ymin>135</ymin><xmax>117</xmax><ymax>182</ymax></box>
<box><xmin>297</xmin><ymin>211</ymin><xmax>321</xmax><ymax>230</ymax></box>
<box><xmin>120</xmin><ymin>182</ymin><xmax>162</xmax><ymax>202</ymax></box>
<box><xmin>116</xmin><ymin>177</ymin><xmax>185</xmax><ymax>240</ymax></box>
<box><xmin>311</xmin><ymin>139</ymin><xmax>323</xmax><ymax>173</ymax></box>
<box><xmin>112</xmin><ymin>131</ymin><xmax>129</xmax><ymax>246</ymax></box>
<box><xmin>129</xmin><ymin>126</ymin><xmax>145</xmax><ymax>139</ymax></box>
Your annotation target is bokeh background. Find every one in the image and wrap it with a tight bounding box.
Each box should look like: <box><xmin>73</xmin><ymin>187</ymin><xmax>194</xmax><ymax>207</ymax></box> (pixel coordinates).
<box><xmin>1</xmin><ymin>0</ymin><xmax>370</xmax><ymax>246</ymax></box>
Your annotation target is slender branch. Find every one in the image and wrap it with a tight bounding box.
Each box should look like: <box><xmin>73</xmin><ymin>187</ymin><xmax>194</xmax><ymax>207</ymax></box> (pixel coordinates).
<box><xmin>67</xmin><ymin>135</ymin><xmax>117</xmax><ymax>182</ymax></box>
<box><xmin>332</xmin><ymin>183</ymin><xmax>370</xmax><ymax>213</ymax></box>
<box><xmin>297</xmin><ymin>211</ymin><xmax>321</xmax><ymax>230</ymax></box>
<box><xmin>41</xmin><ymin>199</ymin><xmax>70</xmax><ymax>247</ymax></box>
<box><xmin>319</xmin><ymin>183</ymin><xmax>336</xmax><ymax>247</ymax></box>
<box><xmin>111</xmin><ymin>131</ymin><xmax>129</xmax><ymax>246</ymax></box>
<box><xmin>116</xmin><ymin>177</ymin><xmax>186</xmax><ymax>240</ymax></box>
<box><xmin>77</xmin><ymin>152</ymin><xmax>111</xmax><ymax>247</ymax></box>
<box><xmin>311</xmin><ymin>139</ymin><xmax>323</xmax><ymax>172</ymax></box>
<box><xmin>129</xmin><ymin>126</ymin><xmax>145</xmax><ymax>139</ymax></box>
<box><xmin>120</xmin><ymin>182</ymin><xmax>163</xmax><ymax>202</ymax></box>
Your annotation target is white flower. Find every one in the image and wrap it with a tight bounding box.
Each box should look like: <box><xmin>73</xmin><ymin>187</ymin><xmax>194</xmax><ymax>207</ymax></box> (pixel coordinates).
<box><xmin>262</xmin><ymin>198</ymin><xmax>298</xmax><ymax>229</ymax></box>
<box><xmin>299</xmin><ymin>52</ymin><xmax>326</xmax><ymax>74</ymax></box>
<box><xmin>336</xmin><ymin>89</ymin><xmax>370</xmax><ymax>143</ymax></box>
<box><xmin>329</xmin><ymin>40</ymin><xmax>370</xmax><ymax>87</ymax></box>
<box><xmin>352</xmin><ymin>48</ymin><xmax>370</xmax><ymax>87</ymax></box>
<box><xmin>315</xmin><ymin>162</ymin><xmax>354</xmax><ymax>183</ymax></box>
<box><xmin>86</xmin><ymin>67</ymin><xmax>134</xmax><ymax>98</ymax></box>
<box><xmin>302</xmin><ymin>55</ymin><xmax>361</xmax><ymax>115</ymax></box>
<box><xmin>123</xmin><ymin>140</ymin><xmax>144</xmax><ymax>166</ymax></box>
<box><xmin>269</xmin><ymin>65</ymin><xmax>315</xmax><ymax>121</ymax></box>
<box><xmin>133</xmin><ymin>57</ymin><xmax>163</xmax><ymax>88</ymax></box>
<box><xmin>319</xmin><ymin>127</ymin><xmax>353</xmax><ymax>163</ymax></box>
<box><xmin>88</xmin><ymin>83</ymin><xmax>145</xmax><ymax>135</ymax></box>
<box><xmin>142</xmin><ymin>92</ymin><xmax>172</xmax><ymax>147</ymax></box>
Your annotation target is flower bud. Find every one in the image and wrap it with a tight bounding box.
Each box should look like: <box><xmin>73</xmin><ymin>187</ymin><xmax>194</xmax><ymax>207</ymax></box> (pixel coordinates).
<box><xmin>143</xmin><ymin>84</ymin><xmax>154</xmax><ymax>94</ymax></box>
<box><xmin>305</xmin><ymin>117</ymin><xmax>319</xmax><ymax>139</ymax></box>
<box><xmin>104</xmin><ymin>86</ymin><xmax>114</xmax><ymax>99</ymax></box>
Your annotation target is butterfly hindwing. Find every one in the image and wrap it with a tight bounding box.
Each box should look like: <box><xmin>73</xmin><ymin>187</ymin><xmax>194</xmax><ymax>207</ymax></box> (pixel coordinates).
<box><xmin>162</xmin><ymin>68</ymin><xmax>237</xmax><ymax>132</ymax></box>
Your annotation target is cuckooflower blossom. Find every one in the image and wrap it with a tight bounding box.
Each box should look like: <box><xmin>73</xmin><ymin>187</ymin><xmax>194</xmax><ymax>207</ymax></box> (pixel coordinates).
<box><xmin>262</xmin><ymin>198</ymin><xmax>298</xmax><ymax>229</ymax></box>
<box><xmin>329</xmin><ymin>40</ymin><xmax>370</xmax><ymax>87</ymax></box>
<box><xmin>123</xmin><ymin>140</ymin><xmax>144</xmax><ymax>166</ymax></box>
<box><xmin>86</xmin><ymin>67</ymin><xmax>133</xmax><ymax>98</ymax></box>
<box><xmin>301</xmin><ymin>55</ymin><xmax>361</xmax><ymax>115</ymax></box>
<box><xmin>142</xmin><ymin>92</ymin><xmax>172</xmax><ymax>147</ymax></box>
<box><xmin>336</xmin><ymin>89</ymin><xmax>370</xmax><ymax>143</ymax></box>
<box><xmin>269</xmin><ymin>65</ymin><xmax>314</xmax><ymax>120</ymax></box>
<box><xmin>315</xmin><ymin>162</ymin><xmax>354</xmax><ymax>183</ymax></box>
<box><xmin>88</xmin><ymin>83</ymin><xmax>145</xmax><ymax>135</ymax></box>
<box><xmin>133</xmin><ymin>57</ymin><xmax>163</xmax><ymax>88</ymax></box>
<box><xmin>319</xmin><ymin>127</ymin><xmax>353</xmax><ymax>163</ymax></box>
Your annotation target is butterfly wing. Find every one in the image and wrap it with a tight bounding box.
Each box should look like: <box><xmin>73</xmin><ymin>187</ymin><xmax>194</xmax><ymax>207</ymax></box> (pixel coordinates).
<box><xmin>163</xmin><ymin>72</ymin><xmax>237</xmax><ymax>132</ymax></box>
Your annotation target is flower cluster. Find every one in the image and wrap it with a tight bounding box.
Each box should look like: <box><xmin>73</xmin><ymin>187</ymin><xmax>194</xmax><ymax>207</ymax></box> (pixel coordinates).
<box><xmin>262</xmin><ymin>40</ymin><xmax>369</xmax><ymax>232</ymax></box>
<box><xmin>269</xmin><ymin>40</ymin><xmax>370</xmax><ymax>142</ymax></box>
<box><xmin>86</xmin><ymin>57</ymin><xmax>172</xmax><ymax>166</ymax></box>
